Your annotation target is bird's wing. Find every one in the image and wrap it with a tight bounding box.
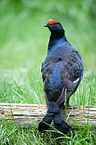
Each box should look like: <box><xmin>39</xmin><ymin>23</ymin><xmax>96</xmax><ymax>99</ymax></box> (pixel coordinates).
<box><xmin>60</xmin><ymin>49</ymin><xmax>83</xmax><ymax>91</ymax></box>
<box><xmin>41</xmin><ymin>57</ymin><xmax>56</xmax><ymax>91</ymax></box>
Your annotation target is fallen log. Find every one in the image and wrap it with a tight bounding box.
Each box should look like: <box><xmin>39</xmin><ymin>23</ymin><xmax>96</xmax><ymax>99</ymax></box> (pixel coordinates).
<box><xmin>0</xmin><ymin>103</ymin><xmax>96</xmax><ymax>130</ymax></box>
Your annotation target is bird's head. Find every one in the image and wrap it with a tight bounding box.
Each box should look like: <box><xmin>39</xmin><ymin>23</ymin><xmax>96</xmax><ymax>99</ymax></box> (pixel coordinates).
<box><xmin>44</xmin><ymin>19</ymin><xmax>64</xmax><ymax>34</ymax></box>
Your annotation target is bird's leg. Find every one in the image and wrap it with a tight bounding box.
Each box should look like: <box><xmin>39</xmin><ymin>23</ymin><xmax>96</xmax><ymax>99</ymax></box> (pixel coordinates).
<box><xmin>44</xmin><ymin>92</ymin><xmax>48</xmax><ymax>107</ymax></box>
<box><xmin>63</xmin><ymin>89</ymin><xmax>78</xmax><ymax>108</ymax></box>
<box><xmin>66</xmin><ymin>97</ymin><xmax>70</xmax><ymax>107</ymax></box>
<box><xmin>66</xmin><ymin>97</ymin><xmax>78</xmax><ymax>108</ymax></box>
<box><xmin>63</xmin><ymin>88</ymin><xmax>69</xmax><ymax>108</ymax></box>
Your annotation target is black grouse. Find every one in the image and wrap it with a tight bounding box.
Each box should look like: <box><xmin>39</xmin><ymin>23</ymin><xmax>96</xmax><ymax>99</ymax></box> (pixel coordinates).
<box><xmin>38</xmin><ymin>19</ymin><xmax>84</xmax><ymax>134</ymax></box>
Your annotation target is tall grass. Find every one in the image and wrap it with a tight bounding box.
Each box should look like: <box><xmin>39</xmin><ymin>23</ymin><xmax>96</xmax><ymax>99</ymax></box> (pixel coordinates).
<box><xmin>0</xmin><ymin>0</ymin><xmax>96</xmax><ymax>144</ymax></box>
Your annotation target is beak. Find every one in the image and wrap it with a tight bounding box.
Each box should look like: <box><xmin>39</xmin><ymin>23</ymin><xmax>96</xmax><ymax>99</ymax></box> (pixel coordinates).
<box><xmin>44</xmin><ymin>23</ymin><xmax>48</xmax><ymax>27</ymax></box>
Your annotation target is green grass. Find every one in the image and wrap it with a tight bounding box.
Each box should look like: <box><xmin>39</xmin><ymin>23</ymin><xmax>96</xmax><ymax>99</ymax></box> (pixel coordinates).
<box><xmin>0</xmin><ymin>0</ymin><xmax>96</xmax><ymax>144</ymax></box>
<box><xmin>0</xmin><ymin>123</ymin><xmax>96</xmax><ymax>144</ymax></box>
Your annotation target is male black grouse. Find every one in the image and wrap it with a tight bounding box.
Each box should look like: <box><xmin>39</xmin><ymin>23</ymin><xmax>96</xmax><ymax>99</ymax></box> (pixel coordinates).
<box><xmin>38</xmin><ymin>19</ymin><xmax>84</xmax><ymax>134</ymax></box>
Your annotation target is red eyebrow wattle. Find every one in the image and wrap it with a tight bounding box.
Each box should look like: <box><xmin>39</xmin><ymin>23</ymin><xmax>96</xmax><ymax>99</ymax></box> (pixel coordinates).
<box><xmin>50</xmin><ymin>20</ymin><xmax>58</xmax><ymax>25</ymax></box>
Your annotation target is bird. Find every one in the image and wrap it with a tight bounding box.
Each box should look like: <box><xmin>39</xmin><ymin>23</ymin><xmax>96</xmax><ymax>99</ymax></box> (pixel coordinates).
<box><xmin>38</xmin><ymin>19</ymin><xmax>84</xmax><ymax>134</ymax></box>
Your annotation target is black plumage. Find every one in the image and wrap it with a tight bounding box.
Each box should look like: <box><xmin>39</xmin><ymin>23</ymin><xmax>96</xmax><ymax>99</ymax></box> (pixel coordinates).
<box><xmin>38</xmin><ymin>19</ymin><xmax>84</xmax><ymax>134</ymax></box>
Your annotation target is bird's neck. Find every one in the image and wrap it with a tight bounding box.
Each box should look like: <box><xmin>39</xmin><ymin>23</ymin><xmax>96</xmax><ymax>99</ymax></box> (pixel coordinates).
<box><xmin>48</xmin><ymin>32</ymin><xmax>67</xmax><ymax>50</ymax></box>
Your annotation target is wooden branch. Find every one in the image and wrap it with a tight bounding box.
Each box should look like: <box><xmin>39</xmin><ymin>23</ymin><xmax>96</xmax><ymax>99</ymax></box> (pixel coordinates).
<box><xmin>0</xmin><ymin>103</ymin><xmax>96</xmax><ymax>130</ymax></box>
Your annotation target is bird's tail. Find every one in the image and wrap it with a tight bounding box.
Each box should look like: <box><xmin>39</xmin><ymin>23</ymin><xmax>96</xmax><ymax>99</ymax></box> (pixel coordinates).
<box><xmin>53</xmin><ymin>107</ymin><xmax>71</xmax><ymax>134</ymax></box>
<box><xmin>38</xmin><ymin>101</ymin><xmax>71</xmax><ymax>134</ymax></box>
